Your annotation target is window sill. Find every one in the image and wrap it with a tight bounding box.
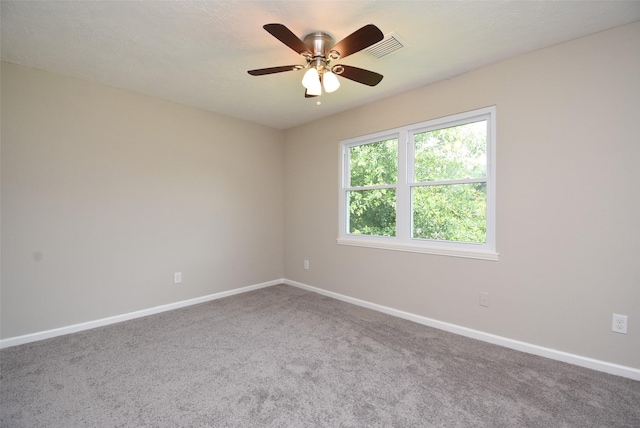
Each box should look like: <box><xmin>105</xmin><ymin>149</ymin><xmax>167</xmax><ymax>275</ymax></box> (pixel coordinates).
<box><xmin>337</xmin><ymin>237</ymin><xmax>499</xmax><ymax>261</ymax></box>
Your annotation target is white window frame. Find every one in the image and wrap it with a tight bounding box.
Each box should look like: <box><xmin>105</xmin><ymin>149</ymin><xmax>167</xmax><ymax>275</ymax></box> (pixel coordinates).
<box><xmin>338</xmin><ymin>106</ymin><xmax>497</xmax><ymax>261</ymax></box>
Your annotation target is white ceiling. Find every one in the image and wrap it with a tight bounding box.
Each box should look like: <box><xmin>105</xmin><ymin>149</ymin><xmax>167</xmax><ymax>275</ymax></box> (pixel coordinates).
<box><xmin>2</xmin><ymin>1</ymin><xmax>639</xmax><ymax>129</ymax></box>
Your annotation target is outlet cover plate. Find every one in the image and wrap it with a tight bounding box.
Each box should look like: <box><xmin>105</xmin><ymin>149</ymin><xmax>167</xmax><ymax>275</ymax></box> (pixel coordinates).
<box><xmin>612</xmin><ymin>314</ymin><xmax>628</xmax><ymax>334</ymax></box>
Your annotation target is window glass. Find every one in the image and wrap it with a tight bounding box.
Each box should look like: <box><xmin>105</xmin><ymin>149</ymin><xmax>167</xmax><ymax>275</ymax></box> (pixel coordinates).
<box><xmin>412</xmin><ymin>183</ymin><xmax>486</xmax><ymax>242</ymax></box>
<box><xmin>349</xmin><ymin>138</ymin><xmax>398</xmax><ymax>187</ymax></box>
<box><xmin>348</xmin><ymin>189</ymin><xmax>396</xmax><ymax>236</ymax></box>
<box><xmin>414</xmin><ymin>121</ymin><xmax>487</xmax><ymax>183</ymax></box>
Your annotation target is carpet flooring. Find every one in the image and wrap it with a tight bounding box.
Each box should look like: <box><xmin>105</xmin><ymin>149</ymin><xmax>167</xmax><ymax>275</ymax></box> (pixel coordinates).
<box><xmin>1</xmin><ymin>284</ymin><xmax>639</xmax><ymax>427</ymax></box>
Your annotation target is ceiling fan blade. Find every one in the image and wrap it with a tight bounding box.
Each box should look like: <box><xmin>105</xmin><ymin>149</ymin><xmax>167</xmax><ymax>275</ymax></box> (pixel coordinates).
<box><xmin>248</xmin><ymin>65</ymin><xmax>302</xmax><ymax>76</ymax></box>
<box><xmin>264</xmin><ymin>24</ymin><xmax>311</xmax><ymax>55</ymax></box>
<box><xmin>330</xmin><ymin>24</ymin><xmax>384</xmax><ymax>59</ymax></box>
<box><xmin>336</xmin><ymin>65</ymin><xmax>384</xmax><ymax>86</ymax></box>
<box><xmin>304</xmin><ymin>89</ymin><xmax>318</xmax><ymax>98</ymax></box>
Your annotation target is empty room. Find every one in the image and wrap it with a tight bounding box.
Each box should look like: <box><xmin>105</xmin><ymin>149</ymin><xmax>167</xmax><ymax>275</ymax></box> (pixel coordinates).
<box><xmin>1</xmin><ymin>1</ymin><xmax>639</xmax><ymax>426</ymax></box>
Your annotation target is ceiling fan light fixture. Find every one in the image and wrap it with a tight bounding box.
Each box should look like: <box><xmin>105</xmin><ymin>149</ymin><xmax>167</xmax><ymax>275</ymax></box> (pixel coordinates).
<box><xmin>323</xmin><ymin>71</ymin><xmax>340</xmax><ymax>93</ymax></box>
<box><xmin>306</xmin><ymin>77</ymin><xmax>322</xmax><ymax>96</ymax></box>
<box><xmin>302</xmin><ymin>67</ymin><xmax>319</xmax><ymax>89</ymax></box>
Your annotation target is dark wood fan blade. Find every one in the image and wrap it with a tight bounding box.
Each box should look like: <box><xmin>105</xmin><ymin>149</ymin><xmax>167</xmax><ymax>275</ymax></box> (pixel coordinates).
<box><xmin>336</xmin><ymin>65</ymin><xmax>383</xmax><ymax>86</ymax></box>
<box><xmin>264</xmin><ymin>24</ymin><xmax>311</xmax><ymax>55</ymax></box>
<box><xmin>248</xmin><ymin>65</ymin><xmax>302</xmax><ymax>76</ymax></box>
<box><xmin>304</xmin><ymin>89</ymin><xmax>318</xmax><ymax>98</ymax></box>
<box><xmin>330</xmin><ymin>24</ymin><xmax>384</xmax><ymax>59</ymax></box>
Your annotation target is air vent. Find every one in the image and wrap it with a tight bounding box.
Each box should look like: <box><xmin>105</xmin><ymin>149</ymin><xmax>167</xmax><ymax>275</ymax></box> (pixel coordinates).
<box><xmin>365</xmin><ymin>32</ymin><xmax>407</xmax><ymax>59</ymax></box>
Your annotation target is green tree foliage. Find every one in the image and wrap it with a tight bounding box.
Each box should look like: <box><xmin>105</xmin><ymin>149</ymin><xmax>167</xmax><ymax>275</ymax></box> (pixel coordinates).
<box><xmin>348</xmin><ymin>139</ymin><xmax>397</xmax><ymax>236</ymax></box>
<box><xmin>414</xmin><ymin>121</ymin><xmax>487</xmax><ymax>182</ymax></box>
<box><xmin>348</xmin><ymin>189</ymin><xmax>396</xmax><ymax>236</ymax></box>
<box><xmin>412</xmin><ymin>121</ymin><xmax>487</xmax><ymax>243</ymax></box>
<box><xmin>412</xmin><ymin>184</ymin><xmax>486</xmax><ymax>243</ymax></box>
<box><xmin>349</xmin><ymin>139</ymin><xmax>398</xmax><ymax>186</ymax></box>
<box><xmin>347</xmin><ymin>121</ymin><xmax>487</xmax><ymax>243</ymax></box>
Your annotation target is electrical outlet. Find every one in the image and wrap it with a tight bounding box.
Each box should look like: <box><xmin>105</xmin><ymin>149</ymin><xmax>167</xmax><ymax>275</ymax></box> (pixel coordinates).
<box><xmin>479</xmin><ymin>292</ymin><xmax>490</xmax><ymax>307</ymax></box>
<box><xmin>174</xmin><ymin>272</ymin><xmax>182</xmax><ymax>284</ymax></box>
<box><xmin>612</xmin><ymin>314</ymin><xmax>627</xmax><ymax>334</ymax></box>
<box><xmin>304</xmin><ymin>260</ymin><xmax>309</xmax><ymax>270</ymax></box>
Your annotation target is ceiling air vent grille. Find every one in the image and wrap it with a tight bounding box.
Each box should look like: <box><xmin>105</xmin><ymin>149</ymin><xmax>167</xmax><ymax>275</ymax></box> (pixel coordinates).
<box><xmin>365</xmin><ymin>32</ymin><xmax>407</xmax><ymax>59</ymax></box>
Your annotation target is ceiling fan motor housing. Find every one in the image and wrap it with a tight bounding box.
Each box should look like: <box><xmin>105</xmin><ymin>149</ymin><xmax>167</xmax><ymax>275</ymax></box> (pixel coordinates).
<box><xmin>302</xmin><ymin>32</ymin><xmax>343</xmax><ymax>75</ymax></box>
<box><xmin>303</xmin><ymin>32</ymin><xmax>335</xmax><ymax>58</ymax></box>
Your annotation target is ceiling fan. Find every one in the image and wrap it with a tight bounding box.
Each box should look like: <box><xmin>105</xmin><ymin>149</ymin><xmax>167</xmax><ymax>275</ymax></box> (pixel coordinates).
<box><xmin>248</xmin><ymin>23</ymin><xmax>385</xmax><ymax>100</ymax></box>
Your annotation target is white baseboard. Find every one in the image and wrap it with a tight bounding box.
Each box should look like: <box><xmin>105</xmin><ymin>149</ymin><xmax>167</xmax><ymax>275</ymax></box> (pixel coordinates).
<box><xmin>3</xmin><ymin>278</ymin><xmax>639</xmax><ymax>381</ymax></box>
<box><xmin>284</xmin><ymin>279</ymin><xmax>640</xmax><ymax>381</ymax></box>
<box><xmin>0</xmin><ymin>279</ymin><xmax>282</xmax><ymax>350</ymax></box>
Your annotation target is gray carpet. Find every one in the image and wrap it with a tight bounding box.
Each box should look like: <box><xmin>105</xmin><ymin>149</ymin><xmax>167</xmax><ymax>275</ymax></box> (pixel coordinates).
<box><xmin>1</xmin><ymin>284</ymin><xmax>639</xmax><ymax>427</ymax></box>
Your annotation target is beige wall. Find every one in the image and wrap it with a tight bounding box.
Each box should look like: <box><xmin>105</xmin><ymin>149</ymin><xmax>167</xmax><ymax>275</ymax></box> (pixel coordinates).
<box><xmin>1</xmin><ymin>62</ymin><xmax>285</xmax><ymax>338</ymax></box>
<box><xmin>284</xmin><ymin>22</ymin><xmax>640</xmax><ymax>368</ymax></box>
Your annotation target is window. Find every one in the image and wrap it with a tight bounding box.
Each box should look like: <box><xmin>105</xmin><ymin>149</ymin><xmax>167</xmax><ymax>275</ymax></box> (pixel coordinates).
<box><xmin>338</xmin><ymin>107</ymin><xmax>497</xmax><ymax>260</ymax></box>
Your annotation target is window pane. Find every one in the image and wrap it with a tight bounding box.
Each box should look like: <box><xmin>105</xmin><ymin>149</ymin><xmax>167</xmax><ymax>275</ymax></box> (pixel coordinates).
<box><xmin>412</xmin><ymin>184</ymin><xmax>486</xmax><ymax>243</ymax></box>
<box><xmin>349</xmin><ymin>138</ymin><xmax>398</xmax><ymax>187</ymax></box>
<box><xmin>414</xmin><ymin>121</ymin><xmax>486</xmax><ymax>182</ymax></box>
<box><xmin>348</xmin><ymin>189</ymin><xmax>396</xmax><ymax>236</ymax></box>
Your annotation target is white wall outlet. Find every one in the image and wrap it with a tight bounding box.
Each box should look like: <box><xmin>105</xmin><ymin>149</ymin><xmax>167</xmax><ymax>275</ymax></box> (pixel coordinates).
<box><xmin>174</xmin><ymin>272</ymin><xmax>182</xmax><ymax>284</ymax></box>
<box><xmin>479</xmin><ymin>292</ymin><xmax>490</xmax><ymax>307</ymax></box>
<box><xmin>612</xmin><ymin>314</ymin><xmax>627</xmax><ymax>334</ymax></box>
<box><xmin>304</xmin><ymin>260</ymin><xmax>309</xmax><ymax>270</ymax></box>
